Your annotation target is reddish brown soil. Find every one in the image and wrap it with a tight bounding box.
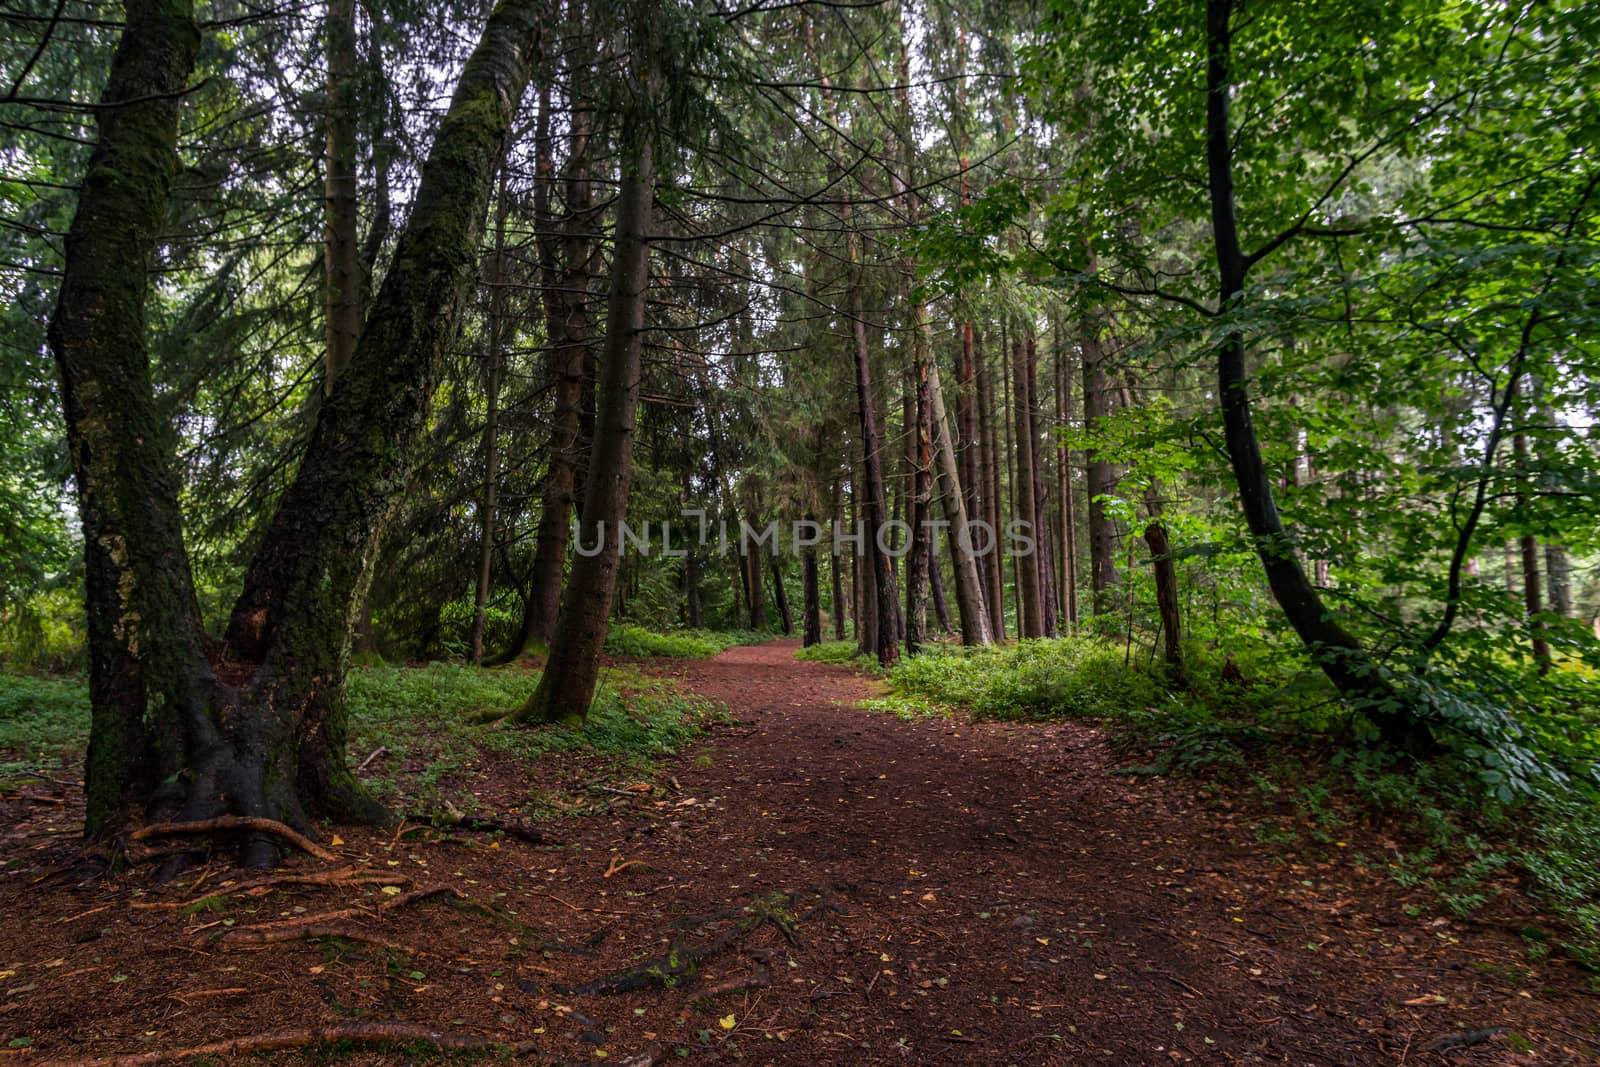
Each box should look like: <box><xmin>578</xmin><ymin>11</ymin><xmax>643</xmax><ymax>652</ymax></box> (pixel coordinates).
<box><xmin>3</xmin><ymin>639</ymin><xmax>1598</xmax><ymax>1065</ymax></box>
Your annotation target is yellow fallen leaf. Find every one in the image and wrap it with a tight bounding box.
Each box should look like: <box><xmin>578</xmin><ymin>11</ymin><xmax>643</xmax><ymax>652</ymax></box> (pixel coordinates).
<box><xmin>381</xmin><ymin>885</ymin><xmax>402</xmax><ymax>895</ymax></box>
<box><xmin>719</xmin><ymin>1014</ymin><xmax>737</xmax><ymax>1030</ymax></box>
<box><xmin>1035</xmin><ymin>937</ymin><xmax>1050</xmax><ymax>946</ymax></box>
<box><xmin>329</xmin><ymin>834</ymin><xmax>344</xmax><ymax>846</ymax></box>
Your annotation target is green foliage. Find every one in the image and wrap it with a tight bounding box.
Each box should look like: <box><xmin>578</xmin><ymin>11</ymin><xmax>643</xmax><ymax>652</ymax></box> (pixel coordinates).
<box><xmin>603</xmin><ymin>625</ymin><xmax>766</xmax><ymax>659</ymax></box>
<box><xmin>793</xmin><ymin>640</ymin><xmax>881</xmax><ymax>672</ymax></box>
<box><xmin>0</xmin><ymin>672</ymin><xmax>88</xmax><ymax>773</ymax></box>
<box><xmin>889</xmin><ymin>638</ymin><xmax>1167</xmax><ymax>721</ymax></box>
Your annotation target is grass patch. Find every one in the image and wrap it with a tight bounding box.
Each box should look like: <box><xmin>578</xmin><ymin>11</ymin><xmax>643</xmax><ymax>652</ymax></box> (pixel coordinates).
<box><xmin>604</xmin><ymin>624</ymin><xmax>767</xmax><ymax>659</ymax></box>
<box><xmin>0</xmin><ymin>663</ymin><xmax>723</xmax><ymax>811</ymax></box>
<box><xmin>793</xmin><ymin>640</ymin><xmax>883</xmax><ymax>673</ymax></box>
<box><xmin>0</xmin><ymin>673</ymin><xmax>89</xmax><ymax>777</ymax></box>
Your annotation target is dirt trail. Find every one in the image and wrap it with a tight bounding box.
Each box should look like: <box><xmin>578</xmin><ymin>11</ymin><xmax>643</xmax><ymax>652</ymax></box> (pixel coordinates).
<box><xmin>621</xmin><ymin>640</ymin><xmax>1597</xmax><ymax>1064</ymax></box>
<box><xmin>3</xmin><ymin>639</ymin><xmax>1597</xmax><ymax>1065</ymax></box>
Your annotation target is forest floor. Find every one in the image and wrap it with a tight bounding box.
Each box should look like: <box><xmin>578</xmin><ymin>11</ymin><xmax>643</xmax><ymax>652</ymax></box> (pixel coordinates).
<box><xmin>3</xmin><ymin>639</ymin><xmax>1599</xmax><ymax>1065</ymax></box>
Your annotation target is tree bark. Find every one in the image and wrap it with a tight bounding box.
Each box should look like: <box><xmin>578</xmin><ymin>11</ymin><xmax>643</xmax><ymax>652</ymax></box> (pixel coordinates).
<box><xmin>770</xmin><ymin>556</ymin><xmax>793</xmax><ymax>635</ymax></box>
<box><xmin>831</xmin><ymin>481</ymin><xmax>847</xmax><ymax>640</ymax></box>
<box><xmin>49</xmin><ymin>0</ymin><xmax>205</xmax><ymax>839</ymax></box>
<box><xmin>513</xmin><ymin>108</ymin><xmax>654</xmax><ymax>726</ymax></box>
<box><xmin>1010</xmin><ymin>331</ymin><xmax>1044</xmax><ymax>637</ymax></box>
<box><xmin>803</xmin><ymin>516</ymin><xmax>822</xmax><ymax>646</ymax></box>
<box><xmin>975</xmin><ymin>331</ymin><xmax>1006</xmax><ymax>639</ymax></box>
<box><xmin>1055</xmin><ymin>320</ymin><xmax>1080</xmax><ymax>632</ymax></box>
<box><xmin>849</xmin><ymin>251</ymin><xmax>901</xmax><ymax>669</ymax></box>
<box><xmin>904</xmin><ymin>337</ymin><xmax>933</xmax><ymax>653</ymax></box>
<box><xmin>927</xmin><ymin>357</ymin><xmax>992</xmax><ymax>645</ymax></box>
<box><xmin>1026</xmin><ymin>331</ymin><xmax>1059</xmax><ymax>635</ymax></box>
<box><xmin>1081</xmin><ymin>307</ymin><xmax>1120</xmax><ymax>614</ymax></box>
<box><xmin>508</xmin><ymin>25</ymin><xmax>597</xmax><ymax>658</ymax></box>
<box><xmin>1143</xmin><ymin>494</ymin><xmax>1183</xmax><ymax>680</ymax></box>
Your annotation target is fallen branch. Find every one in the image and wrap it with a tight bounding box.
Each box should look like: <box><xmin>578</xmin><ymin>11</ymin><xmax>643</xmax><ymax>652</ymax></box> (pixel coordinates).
<box><xmin>407</xmin><ymin>806</ymin><xmax>554</xmax><ymax>846</ymax></box>
<box><xmin>52</xmin><ymin>1021</ymin><xmax>493</xmax><ymax>1065</ymax></box>
<box><xmin>356</xmin><ymin>745</ymin><xmax>389</xmax><ymax>771</ymax></box>
<box><xmin>214</xmin><ymin>921</ymin><xmax>425</xmax><ymax>954</ymax></box>
<box><xmin>131</xmin><ymin>817</ymin><xmax>337</xmax><ymax>861</ymax></box>
<box><xmin>217</xmin><ymin>884</ymin><xmax>461</xmax><ymax>941</ymax></box>
<box><xmin>131</xmin><ymin>866</ymin><xmax>411</xmax><ymax>911</ymax></box>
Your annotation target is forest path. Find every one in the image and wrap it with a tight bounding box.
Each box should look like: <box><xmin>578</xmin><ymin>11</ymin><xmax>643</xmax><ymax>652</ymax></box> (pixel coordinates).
<box><xmin>613</xmin><ymin>637</ymin><xmax>1596</xmax><ymax>1064</ymax></box>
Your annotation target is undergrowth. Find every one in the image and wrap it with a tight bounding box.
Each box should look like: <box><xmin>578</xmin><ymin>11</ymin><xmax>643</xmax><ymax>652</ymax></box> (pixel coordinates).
<box><xmin>604</xmin><ymin>624</ymin><xmax>767</xmax><ymax>659</ymax></box>
<box><xmin>0</xmin><ymin>663</ymin><xmax>722</xmax><ymax>811</ymax></box>
<box><xmin>793</xmin><ymin>640</ymin><xmax>883</xmax><ymax>673</ymax></box>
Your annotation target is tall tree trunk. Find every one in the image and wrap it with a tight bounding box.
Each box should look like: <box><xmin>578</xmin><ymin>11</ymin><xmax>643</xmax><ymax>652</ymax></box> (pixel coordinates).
<box><xmin>323</xmin><ymin>0</ymin><xmax>361</xmax><ymax>392</ymax></box>
<box><xmin>514</xmin><ymin>109</ymin><xmax>654</xmax><ymax>726</ymax></box>
<box><xmin>1010</xmin><ymin>331</ymin><xmax>1044</xmax><ymax>637</ymax></box>
<box><xmin>847</xmin><ymin>225</ymin><xmax>900</xmax><ymax>668</ymax></box>
<box><xmin>1205</xmin><ymin>0</ymin><xmax>1425</xmax><ymax>749</ymax></box>
<box><xmin>1143</xmin><ymin>489</ymin><xmax>1183</xmax><ymax>680</ymax></box>
<box><xmin>929</xmin><ymin>558</ymin><xmax>952</xmax><ymax>634</ymax></box>
<box><xmin>50</xmin><ymin>0</ymin><xmax>205</xmax><ymax>839</ymax></box>
<box><xmin>508</xmin><ymin>28</ymin><xmax>596</xmax><ymax>659</ymax></box>
<box><xmin>745</xmin><ymin>506</ymin><xmax>768</xmax><ymax>630</ymax></box>
<box><xmin>771</xmin><ymin>556</ymin><xmax>794</xmax><ymax>635</ymax></box>
<box><xmin>905</xmin><ymin>334</ymin><xmax>933</xmax><ymax>653</ymax></box>
<box><xmin>803</xmin><ymin>517</ymin><xmax>822</xmax><ymax>647</ymax></box>
<box><xmin>1055</xmin><ymin>320</ymin><xmax>1080</xmax><ymax>632</ymax></box>
<box><xmin>1081</xmin><ymin>307</ymin><xmax>1119</xmax><ymax>614</ymax></box>
<box><xmin>1513</xmin><ymin>428</ymin><xmax>1552</xmax><ymax>672</ymax></box>
<box><xmin>976</xmin><ymin>331</ymin><xmax>1006</xmax><ymax>639</ymax></box>
<box><xmin>468</xmin><ymin>174</ymin><xmax>510</xmax><ymax>664</ymax></box>
<box><xmin>927</xmin><ymin>356</ymin><xmax>992</xmax><ymax>645</ymax></box>
<box><xmin>1026</xmin><ymin>331</ymin><xmax>1059</xmax><ymax>635</ymax></box>
<box><xmin>831</xmin><ymin>481</ymin><xmax>847</xmax><ymax>640</ymax></box>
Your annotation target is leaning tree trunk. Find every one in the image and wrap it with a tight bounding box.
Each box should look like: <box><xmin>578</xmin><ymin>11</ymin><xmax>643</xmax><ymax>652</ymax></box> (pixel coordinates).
<box><xmin>513</xmin><ymin>114</ymin><xmax>653</xmax><ymax>727</ymax></box>
<box><xmin>1205</xmin><ymin>0</ymin><xmax>1425</xmax><ymax>750</ymax></box>
<box><xmin>927</xmin><ymin>356</ymin><xmax>992</xmax><ymax>645</ymax></box>
<box><xmin>60</xmin><ymin>0</ymin><xmax>544</xmax><ymax>855</ymax></box>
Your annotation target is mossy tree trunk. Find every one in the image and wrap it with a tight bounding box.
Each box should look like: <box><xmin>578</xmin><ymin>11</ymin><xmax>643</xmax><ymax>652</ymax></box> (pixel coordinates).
<box><xmin>52</xmin><ymin>0</ymin><xmax>545</xmax><ymax>859</ymax></box>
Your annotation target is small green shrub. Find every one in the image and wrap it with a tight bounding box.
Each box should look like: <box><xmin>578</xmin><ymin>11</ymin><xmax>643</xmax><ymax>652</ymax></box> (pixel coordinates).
<box><xmin>888</xmin><ymin>637</ymin><xmax>1165</xmax><ymax>721</ymax></box>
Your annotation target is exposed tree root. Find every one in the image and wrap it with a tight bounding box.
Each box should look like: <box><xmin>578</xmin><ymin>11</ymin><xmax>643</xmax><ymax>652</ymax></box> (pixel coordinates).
<box><xmin>131</xmin><ymin>865</ymin><xmax>412</xmax><ymax>911</ymax></box>
<box><xmin>554</xmin><ymin>890</ymin><xmax>800</xmax><ymax>996</ymax></box>
<box><xmin>215</xmin><ymin>921</ymin><xmax>426</xmax><ymax>954</ymax></box>
<box><xmin>130</xmin><ymin>817</ymin><xmax>338</xmax><ymax>861</ymax></box>
<box><xmin>52</xmin><ymin>1021</ymin><xmax>494</xmax><ymax>1065</ymax></box>
<box><xmin>217</xmin><ymin>884</ymin><xmax>461</xmax><ymax>942</ymax></box>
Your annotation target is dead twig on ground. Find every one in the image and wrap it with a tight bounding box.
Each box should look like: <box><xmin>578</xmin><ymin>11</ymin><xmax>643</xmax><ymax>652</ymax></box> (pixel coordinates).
<box><xmin>131</xmin><ymin>866</ymin><xmax>411</xmax><ymax>911</ymax></box>
<box><xmin>217</xmin><ymin>884</ymin><xmax>461</xmax><ymax>942</ymax></box>
<box><xmin>356</xmin><ymin>745</ymin><xmax>389</xmax><ymax>771</ymax></box>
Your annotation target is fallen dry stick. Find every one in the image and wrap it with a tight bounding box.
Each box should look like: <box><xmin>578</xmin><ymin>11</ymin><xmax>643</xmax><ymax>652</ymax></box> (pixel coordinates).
<box><xmin>217</xmin><ymin>884</ymin><xmax>462</xmax><ymax>942</ymax></box>
<box><xmin>130</xmin><ymin>817</ymin><xmax>338</xmax><ymax>861</ymax></box>
<box><xmin>131</xmin><ymin>866</ymin><xmax>411</xmax><ymax>910</ymax></box>
<box><xmin>215</xmin><ymin>922</ymin><xmax>425</xmax><ymax>954</ymax></box>
<box><xmin>51</xmin><ymin>1020</ymin><xmax>493</xmax><ymax>1065</ymax></box>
